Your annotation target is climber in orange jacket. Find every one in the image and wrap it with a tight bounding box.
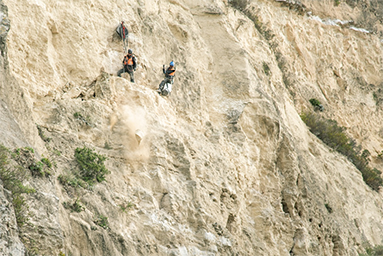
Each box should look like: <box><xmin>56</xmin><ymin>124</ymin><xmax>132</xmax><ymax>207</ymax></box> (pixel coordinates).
<box><xmin>117</xmin><ymin>49</ymin><xmax>137</xmax><ymax>83</ymax></box>
<box><xmin>163</xmin><ymin>61</ymin><xmax>176</xmax><ymax>84</ymax></box>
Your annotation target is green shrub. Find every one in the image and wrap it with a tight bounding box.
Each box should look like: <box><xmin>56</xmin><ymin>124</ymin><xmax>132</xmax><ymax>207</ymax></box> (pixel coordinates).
<box><xmin>29</xmin><ymin>161</ymin><xmax>50</xmax><ymax>177</ymax></box>
<box><xmin>104</xmin><ymin>142</ymin><xmax>112</xmax><ymax>150</ymax></box>
<box><xmin>120</xmin><ymin>202</ymin><xmax>134</xmax><ymax>212</ymax></box>
<box><xmin>377</xmin><ymin>150</ymin><xmax>383</xmax><ymax>160</ymax></box>
<box><xmin>361</xmin><ymin>168</ymin><xmax>383</xmax><ymax>192</ymax></box>
<box><xmin>74</xmin><ymin>147</ymin><xmax>109</xmax><ymax>185</ymax></box>
<box><xmin>361</xmin><ymin>149</ymin><xmax>371</xmax><ymax>160</ymax></box>
<box><xmin>36</xmin><ymin>125</ymin><xmax>51</xmax><ymax>142</ymax></box>
<box><xmin>229</xmin><ymin>0</ymin><xmax>248</xmax><ymax>11</ymax></box>
<box><xmin>41</xmin><ymin>157</ymin><xmax>52</xmax><ymax>168</ymax></box>
<box><xmin>229</xmin><ymin>1</ymin><xmax>274</xmax><ymax>41</ymax></box>
<box><xmin>0</xmin><ymin>164</ymin><xmax>35</xmax><ymax>195</ymax></box>
<box><xmin>0</xmin><ymin>145</ymin><xmax>35</xmax><ymax>227</ymax></box>
<box><xmin>301</xmin><ymin>112</ymin><xmax>383</xmax><ymax>191</ymax></box>
<box><xmin>263</xmin><ymin>62</ymin><xmax>271</xmax><ymax>76</ymax></box>
<box><xmin>53</xmin><ymin>149</ymin><xmax>61</xmax><ymax>156</ymax></box>
<box><xmin>74</xmin><ymin>112</ymin><xmax>81</xmax><ymax>119</ymax></box>
<box><xmin>74</xmin><ymin>112</ymin><xmax>92</xmax><ymax>127</ymax></box>
<box><xmin>13</xmin><ymin>194</ymin><xmax>31</xmax><ymax>227</ymax></box>
<box><xmin>24</xmin><ymin>147</ymin><xmax>34</xmax><ymax>153</ymax></box>
<box><xmin>94</xmin><ymin>214</ymin><xmax>108</xmax><ymax>229</ymax></box>
<box><xmin>247</xmin><ymin>13</ymin><xmax>274</xmax><ymax>41</ymax></box>
<box><xmin>334</xmin><ymin>0</ymin><xmax>340</xmax><ymax>6</ymax></box>
<box><xmin>58</xmin><ymin>173</ymin><xmax>87</xmax><ymax>189</ymax></box>
<box><xmin>309</xmin><ymin>98</ymin><xmax>321</xmax><ymax>107</ymax></box>
<box><xmin>309</xmin><ymin>98</ymin><xmax>324</xmax><ymax>111</ymax></box>
<box><xmin>360</xmin><ymin>245</ymin><xmax>383</xmax><ymax>256</ymax></box>
<box><xmin>15</xmin><ymin>148</ymin><xmax>21</xmax><ymax>156</ymax></box>
<box><xmin>63</xmin><ymin>197</ymin><xmax>84</xmax><ymax>213</ymax></box>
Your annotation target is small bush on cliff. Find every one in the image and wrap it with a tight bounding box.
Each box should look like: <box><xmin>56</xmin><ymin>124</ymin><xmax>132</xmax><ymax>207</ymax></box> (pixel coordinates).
<box><xmin>0</xmin><ymin>144</ymin><xmax>35</xmax><ymax>227</ymax></box>
<box><xmin>29</xmin><ymin>161</ymin><xmax>46</xmax><ymax>177</ymax></box>
<box><xmin>24</xmin><ymin>147</ymin><xmax>34</xmax><ymax>153</ymax></box>
<box><xmin>74</xmin><ymin>147</ymin><xmax>109</xmax><ymax>185</ymax></box>
<box><xmin>309</xmin><ymin>98</ymin><xmax>324</xmax><ymax>111</ymax></box>
<box><xmin>41</xmin><ymin>157</ymin><xmax>52</xmax><ymax>168</ymax></box>
<box><xmin>360</xmin><ymin>245</ymin><xmax>383</xmax><ymax>256</ymax></box>
<box><xmin>94</xmin><ymin>214</ymin><xmax>108</xmax><ymax>229</ymax></box>
<box><xmin>120</xmin><ymin>202</ymin><xmax>134</xmax><ymax>212</ymax></box>
<box><xmin>63</xmin><ymin>197</ymin><xmax>84</xmax><ymax>213</ymax></box>
<box><xmin>74</xmin><ymin>112</ymin><xmax>93</xmax><ymax>127</ymax></box>
<box><xmin>36</xmin><ymin>124</ymin><xmax>51</xmax><ymax>142</ymax></box>
<box><xmin>29</xmin><ymin>157</ymin><xmax>53</xmax><ymax>177</ymax></box>
<box><xmin>301</xmin><ymin>112</ymin><xmax>383</xmax><ymax>191</ymax></box>
<box><xmin>263</xmin><ymin>62</ymin><xmax>271</xmax><ymax>76</ymax></box>
<box><xmin>229</xmin><ymin>0</ymin><xmax>249</xmax><ymax>11</ymax></box>
<box><xmin>58</xmin><ymin>172</ymin><xmax>88</xmax><ymax>189</ymax></box>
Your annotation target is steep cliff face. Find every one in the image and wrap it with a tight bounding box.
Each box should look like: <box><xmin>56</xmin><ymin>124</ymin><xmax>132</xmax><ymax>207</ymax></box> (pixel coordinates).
<box><xmin>1</xmin><ymin>0</ymin><xmax>383</xmax><ymax>255</ymax></box>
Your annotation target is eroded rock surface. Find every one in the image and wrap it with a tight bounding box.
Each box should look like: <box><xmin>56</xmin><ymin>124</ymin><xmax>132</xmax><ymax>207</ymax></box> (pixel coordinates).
<box><xmin>0</xmin><ymin>0</ymin><xmax>383</xmax><ymax>255</ymax></box>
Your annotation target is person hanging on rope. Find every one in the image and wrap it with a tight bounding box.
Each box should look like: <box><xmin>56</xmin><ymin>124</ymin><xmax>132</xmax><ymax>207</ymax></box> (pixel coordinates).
<box><xmin>116</xmin><ymin>21</ymin><xmax>128</xmax><ymax>51</ymax></box>
<box><xmin>163</xmin><ymin>61</ymin><xmax>176</xmax><ymax>83</ymax></box>
<box><xmin>117</xmin><ymin>49</ymin><xmax>137</xmax><ymax>83</ymax></box>
<box><xmin>157</xmin><ymin>61</ymin><xmax>176</xmax><ymax>95</ymax></box>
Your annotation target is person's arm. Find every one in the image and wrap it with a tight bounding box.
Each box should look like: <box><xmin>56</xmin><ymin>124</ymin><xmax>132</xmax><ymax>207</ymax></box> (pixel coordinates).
<box><xmin>122</xmin><ymin>25</ymin><xmax>129</xmax><ymax>39</ymax></box>
<box><xmin>163</xmin><ymin>65</ymin><xmax>166</xmax><ymax>74</ymax></box>
<box><xmin>133</xmin><ymin>56</ymin><xmax>137</xmax><ymax>70</ymax></box>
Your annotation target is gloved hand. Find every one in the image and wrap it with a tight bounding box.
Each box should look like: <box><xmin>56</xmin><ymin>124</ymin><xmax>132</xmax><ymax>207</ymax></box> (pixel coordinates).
<box><xmin>134</xmin><ymin>68</ymin><xmax>136</xmax><ymax>71</ymax></box>
<box><xmin>163</xmin><ymin>65</ymin><xmax>165</xmax><ymax>69</ymax></box>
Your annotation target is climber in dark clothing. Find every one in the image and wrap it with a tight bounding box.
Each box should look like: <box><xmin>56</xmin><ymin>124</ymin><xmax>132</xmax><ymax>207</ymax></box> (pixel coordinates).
<box><xmin>117</xmin><ymin>49</ymin><xmax>137</xmax><ymax>83</ymax></box>
<box><xmin>163</xmin><ymin>61</ymin><xmax>176</xmax><ymax>84</ymax></box>
<box><xmin>116</xmin><ymin>21</ymin><xmax>128</xmax><ymax>44</ymax></box>
<box><xmin>157</xmin><ymin>61</ymin><xmax>176</xmax><ymax>94</ymax></box>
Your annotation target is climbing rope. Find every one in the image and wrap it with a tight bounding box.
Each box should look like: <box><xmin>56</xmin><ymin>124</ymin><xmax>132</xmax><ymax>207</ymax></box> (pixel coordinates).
<box><xmin>120</xmin><ymin>21</ymin><xmax>128</xmax><ymax>54</ymax></box>
<box><xmin>122</xmin><ymin>23</ymin><xmax>127</xmax><ymax>53</ymax></box>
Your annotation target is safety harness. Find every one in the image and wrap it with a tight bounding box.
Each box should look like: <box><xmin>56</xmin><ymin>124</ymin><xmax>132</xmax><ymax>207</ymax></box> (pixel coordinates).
<box><xmin>124</xmin><ymin>55</ymin><xmax>134</xmax><ymax>66</ymax></box>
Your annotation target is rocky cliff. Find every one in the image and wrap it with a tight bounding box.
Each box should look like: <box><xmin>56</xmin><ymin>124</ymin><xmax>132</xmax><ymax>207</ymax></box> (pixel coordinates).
<box><xmin>1</xmin><ymin>0</ymin><xmax>383</xmax><ymax>255</ymax></box>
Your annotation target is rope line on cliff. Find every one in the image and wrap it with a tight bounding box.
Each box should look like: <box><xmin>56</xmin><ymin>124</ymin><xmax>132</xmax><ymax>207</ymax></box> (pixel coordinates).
<box><xmin>116</xmin><ymin>21</ymin><xmax>128</xmax><ymax>53</ymax></box>
<box><xmin>122</xmin><ymin>23</ymin><xmax>127</xmax><ymax>53</ymax></box>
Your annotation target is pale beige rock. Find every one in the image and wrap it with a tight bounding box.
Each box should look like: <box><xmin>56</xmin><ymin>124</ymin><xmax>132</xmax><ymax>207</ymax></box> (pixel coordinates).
<box><xmin>1</xmin><ymin>0</ymin><xmax>383</xmax><ymax>255</ymax></box>
<box><xmin>0</xmin><ymin>186</ymin><xmax>26</xmax><ymax>256</ymax></box>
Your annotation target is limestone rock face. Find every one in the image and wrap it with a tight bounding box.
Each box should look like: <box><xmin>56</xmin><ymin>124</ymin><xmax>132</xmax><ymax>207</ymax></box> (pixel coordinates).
<box><xmin>0</xmin><ymin>186</ymin><xmax>25</xmax><ymax>256</ymax></box>
<box><xmin>1</xmin><ymin>0</ymin><xmax>383</xmax><ymax>255</ymax></box>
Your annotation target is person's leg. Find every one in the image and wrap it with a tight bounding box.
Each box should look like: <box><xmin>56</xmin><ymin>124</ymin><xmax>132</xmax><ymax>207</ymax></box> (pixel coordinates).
<box><xmin>165</xmin><ymin>77</ymin><xmax>173</xmax><ymax>84</ymax></box>
<box><xmin>117</xmin><ymin>68</ymin><xmax>125</xmax><ymax>77</ymax></box>
<box><xmin>159</xmin><ymin>80</ymin><xmax>165</xmax><ymax>90</ymax></box>
<box><xmin>128</xmin><ymin>71</ymin><xmax>135</xmax><ymax>83</ymax></box>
